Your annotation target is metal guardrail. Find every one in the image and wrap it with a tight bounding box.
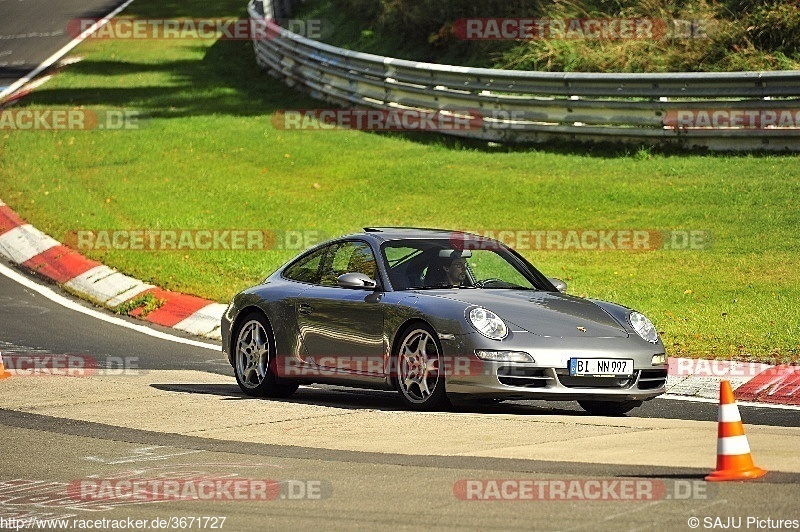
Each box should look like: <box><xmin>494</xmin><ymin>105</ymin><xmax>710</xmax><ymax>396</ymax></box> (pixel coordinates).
<box><xmin>250</xmin><ymin>0</ymin><xmax>800</xmax><ymax>151</ymax></box>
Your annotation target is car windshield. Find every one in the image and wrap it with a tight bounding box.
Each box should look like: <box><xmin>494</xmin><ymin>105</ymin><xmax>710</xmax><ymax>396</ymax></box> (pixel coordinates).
<box><xmin>381</xmin><ymin>238</ymin><xmax>545</xmax><ymax>291</ymax></box>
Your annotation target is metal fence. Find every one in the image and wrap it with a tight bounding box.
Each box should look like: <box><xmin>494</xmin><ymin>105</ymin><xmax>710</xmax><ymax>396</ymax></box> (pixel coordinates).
<box><xmin>250</xmin><ymin>0</ymin><xmax>800</xmax><ymax>151</ymax></box>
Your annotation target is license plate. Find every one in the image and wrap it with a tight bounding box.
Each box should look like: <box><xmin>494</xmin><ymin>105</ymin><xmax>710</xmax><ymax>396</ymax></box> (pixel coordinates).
<box><xmin>569</xmin><ymin>358</ymin><xmax>633</xmax><ymax>376</ymax></box>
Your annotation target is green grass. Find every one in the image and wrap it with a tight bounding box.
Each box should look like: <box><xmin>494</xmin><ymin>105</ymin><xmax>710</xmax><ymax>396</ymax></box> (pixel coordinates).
<box><xmin>115</xmin><ymin>292</ymin><xmax>165</xmax><ymax>317</ymax></box>
<box><xmin>0</xmin><ymin>0</ymin><xmax>798</xmax><ymax>362</ymax></box>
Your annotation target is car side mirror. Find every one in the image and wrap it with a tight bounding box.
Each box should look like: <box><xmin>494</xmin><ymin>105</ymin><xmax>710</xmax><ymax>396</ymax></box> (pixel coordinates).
<box><xmin>337</xmin><ymin>272</ymin><xmax>378</xmax><ymax>290</ymax></box>
<box><xmin>549</xmin><ymin>277</ymin><xmax>567</xmax><ymax>293</ymax></box>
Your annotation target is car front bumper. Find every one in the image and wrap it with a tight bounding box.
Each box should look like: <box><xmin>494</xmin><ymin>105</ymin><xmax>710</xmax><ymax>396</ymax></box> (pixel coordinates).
<box><xmin>440</xmin><ymin>330</ymin><xmax>667</xmax><ymax>402</ymax></box>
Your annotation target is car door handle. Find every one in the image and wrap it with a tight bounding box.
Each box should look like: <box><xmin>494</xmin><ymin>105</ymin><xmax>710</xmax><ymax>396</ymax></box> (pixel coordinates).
<box><xmin>298</xmin><ymin>303</ymin><xmax>313</xmax><ymax>315</ymax></box>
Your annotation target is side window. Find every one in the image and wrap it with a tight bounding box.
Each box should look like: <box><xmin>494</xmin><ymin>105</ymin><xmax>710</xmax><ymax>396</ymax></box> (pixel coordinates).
<box><xmin>282</xmin><ymin>246</ymin><xmax>327</xmax><ymax>284</ymax></box>
<box><xmin>321</xmin><ymin>241</ymin><xmax>378</xmax><ymax>286</ymax></box>
<box><xmin>382</xmin><ymin>246</ymin><xmax>423</xmax><ymax>290</ymax></box>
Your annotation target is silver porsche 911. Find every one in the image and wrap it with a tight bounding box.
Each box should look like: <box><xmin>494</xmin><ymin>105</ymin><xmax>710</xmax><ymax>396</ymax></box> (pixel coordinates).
<box><xmin>221</xmin><ymin>227</ymin><xmax>668</xmax><ymax>415</ymax></box>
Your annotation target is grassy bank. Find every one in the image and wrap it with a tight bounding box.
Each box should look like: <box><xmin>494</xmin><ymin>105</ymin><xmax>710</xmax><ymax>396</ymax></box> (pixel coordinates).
<box><xmin>0</xmin><ymin>0</ymin><xmax>798</xmax><ymax>362</ymax></box>
<box><xmin>305</xmin><ymin>0</ymin><xmax>800</xmax><ymax>72</ymax></box>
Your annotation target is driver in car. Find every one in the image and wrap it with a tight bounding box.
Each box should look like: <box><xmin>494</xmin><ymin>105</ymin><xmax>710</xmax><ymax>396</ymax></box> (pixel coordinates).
<box><xmin>443</xmin><ymin>257</ymin><xmax>467</xmax><ymax>286</ymax></box>
<box><xmin>425</xmin><ymin>251</ymin><xmax>470</xmax><ymax>287</ymax></box>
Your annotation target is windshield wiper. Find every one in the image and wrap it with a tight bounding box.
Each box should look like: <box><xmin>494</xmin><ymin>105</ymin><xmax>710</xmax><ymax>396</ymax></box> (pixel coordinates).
<box><xmin>408</xmin><ymin>285</ymin><xmax>476</xmax><ymax>290</ymax></box>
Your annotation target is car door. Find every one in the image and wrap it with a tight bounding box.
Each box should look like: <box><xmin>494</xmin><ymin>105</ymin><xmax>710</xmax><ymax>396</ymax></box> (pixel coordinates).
<box><xmin>295</xmin><ymin>240</ymin><xmax>385</xmax><ymax>376</ymax></box>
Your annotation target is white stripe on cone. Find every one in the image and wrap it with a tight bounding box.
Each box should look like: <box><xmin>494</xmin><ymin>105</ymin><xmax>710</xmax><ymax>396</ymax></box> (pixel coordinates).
<box><xmin>717</xmin><ymin>434</ymin><xmax>752</xmax><ymax>455</ymax></box>
<box><xmin>719</xmin><ymin>403</ymin><xmax>742</xmax><ymax>422</ymax></box>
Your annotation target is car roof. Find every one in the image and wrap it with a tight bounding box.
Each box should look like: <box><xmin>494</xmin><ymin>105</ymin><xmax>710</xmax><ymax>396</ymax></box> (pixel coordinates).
<box><xmin>354</xmin><ymin>227</ymin><xmax>478</xmax><ymax>243</ymax></box>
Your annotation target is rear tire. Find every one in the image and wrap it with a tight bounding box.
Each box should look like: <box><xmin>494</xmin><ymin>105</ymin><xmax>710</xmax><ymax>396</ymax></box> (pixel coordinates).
<box><xmin>233</xmin><ymin>312</ymin><xmax>298</xmax><ymax>398</ymax></box>
<box><xmin>393</xmin><ymin>323</ymin><xmax>450</xmax><ymax>411</ymax></box>
<box><xmin>578</xmin><ymin>399</ymin><xmax>642</xmax><ymax>416</ymax></box>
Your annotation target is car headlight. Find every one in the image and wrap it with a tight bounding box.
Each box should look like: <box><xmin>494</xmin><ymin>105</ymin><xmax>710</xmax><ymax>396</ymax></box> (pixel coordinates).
<box><xmin>629</xmin><ymin>312</ymin><xmax>659</xmax><ymax>343</ymax></box>
<box><xmin>467</xmin><ymin>307</ymin><xmax>508</xmax><ymax>340</ymax></box>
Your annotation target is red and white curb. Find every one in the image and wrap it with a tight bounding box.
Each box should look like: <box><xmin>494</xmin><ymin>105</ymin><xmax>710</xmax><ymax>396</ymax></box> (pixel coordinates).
<box><xmin>666</xmin><ymin>358</ymin><xmax>799</xmax><ymax>406</ymax></box>
<box><xmin>0</xmin><ymin>199</ymin><xmax>225</xmax><ymax>340</ymax></box>
<box><xmin>0</xmin><ymin>199</ymin><xmax>797</xmax><ymax>404</ymax></box>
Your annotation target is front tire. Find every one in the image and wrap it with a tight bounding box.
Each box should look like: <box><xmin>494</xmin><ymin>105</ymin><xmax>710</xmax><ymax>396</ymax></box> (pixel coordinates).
<box><xmin>578</xmin><ymin>399</ymin><xmax>642</xmax><ymax>416</ymax></box>
<box><xmin>233</xmin><ymin>312</ymin><xmax>298</xmax><ymax>398</ymax></box>
<box><xmin>393</xmin><ymin>324</ymin><xmax>450</xmax><ymax>411</ymax></box>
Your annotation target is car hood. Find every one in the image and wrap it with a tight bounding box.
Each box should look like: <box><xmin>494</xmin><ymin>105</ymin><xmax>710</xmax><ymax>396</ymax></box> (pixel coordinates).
<box><xmin>419</xmin><ymin>289</ymin><xmax>629</xmax><ymax>338</ymax></box>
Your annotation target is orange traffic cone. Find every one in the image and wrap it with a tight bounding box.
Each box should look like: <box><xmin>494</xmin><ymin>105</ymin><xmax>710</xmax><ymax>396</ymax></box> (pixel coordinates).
<box><xmin>705</xmin><ymin>380</ymin><xmax>766</xmax><ymax>481</ymax></box>
<box><xmin>0</xmin><ymin>353</ymin><xmax>11</xmax><ymax>379</ymax></box>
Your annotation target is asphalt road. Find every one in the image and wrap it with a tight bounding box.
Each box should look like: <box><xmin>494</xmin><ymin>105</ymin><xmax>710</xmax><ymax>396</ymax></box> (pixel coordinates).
<box><xmin>0</xmin><ymin>0</ymin><xmax>127</xmax><ymax>92</ymax></box>
<box><xmin>1</xmin><ymin>417</ymin><xmax>799</xmax><ymax>532</ymax></box>
<box><xmin>0</xmin><ymin>261</ymin><xmax>226</xmax><ymax>375</ymax></box>
<box><xmin>1</xmin><ymin>259</ymin><xmax>800</xmax><ymax>531</ymax></box>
